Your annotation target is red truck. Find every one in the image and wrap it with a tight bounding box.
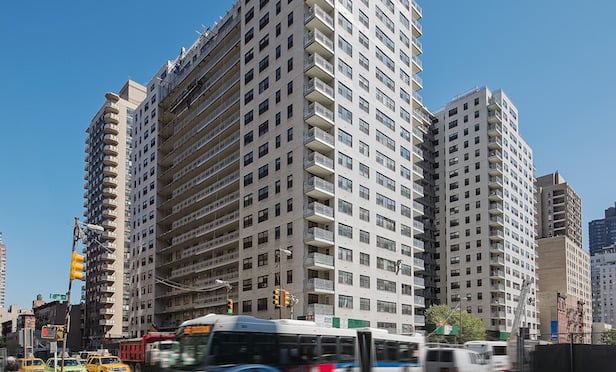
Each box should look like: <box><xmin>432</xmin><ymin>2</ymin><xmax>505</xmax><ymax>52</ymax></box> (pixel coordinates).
<box><xmin>119</xmin><ymin>333</ymin><xmax>178</xmax><ymax>372</ymax></box>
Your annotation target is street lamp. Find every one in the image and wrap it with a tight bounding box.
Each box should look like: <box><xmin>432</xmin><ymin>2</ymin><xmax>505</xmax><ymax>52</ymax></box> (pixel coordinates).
<box><xmin>457</xmin><ymin>294</ymin><xmax>471</xmax><ymax>344</ymax></box>
<box><xmin>62</xmin><ymin>217</ymin><xmax>103</xmax><ymax>372</ymax></box>
<box><xmin>215</xmin><ymin>279</ymin><xmax>232</xmax><ymax>314</ymax></box>
<box><xmin>276</xmin><ymin>248</ymin><xmax>292</xmax><ymax>319</ymax></box>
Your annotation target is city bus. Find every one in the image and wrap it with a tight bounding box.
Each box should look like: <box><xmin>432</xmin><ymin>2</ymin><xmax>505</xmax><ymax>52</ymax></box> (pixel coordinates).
<box><xmin>464</xmin><ymin>340</ymin><xmax>511</xmax><ymax>371</ymax></box>
<box><xmin>169</xmin><ymin>314</ymin><xmax>425</xmax><ymax>372</ymax></box>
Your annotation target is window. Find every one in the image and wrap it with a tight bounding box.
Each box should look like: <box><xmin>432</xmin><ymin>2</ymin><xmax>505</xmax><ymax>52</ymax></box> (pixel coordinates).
<box><xmin>259</xmin><ymin>12</ymin><xmax>270</xmax><ymax>30</ymax></box>
<box><xmin>339</xmin><ymin>223</ymin><xmax>353</xmax><ymax>238</ymax></box>
<box><xmin>338</xmin><ymin>246</ymin><xmax>353</xmax><ymax>262</ymax></box>
<box><xmin>338</xmin><ymin>59</ymin><xmax>352</xmax><ymax>78</ymax></box>
<box><xmin>360</xmin><ymin>252</ymin><xmax>370</xmax><ymax>266</ymax></box>
<box><xmin>359</xmin><ymin>207</ymin><xmax>370</xmax><ymax>222</ymax></box>
<box><xmin>338</xmin><ymin>199</ymin><xmax>353</xmax><ymax>215</ymax></box>
<box><xmin>338</xmin><ymin>129</ymin><xmax>353</xmax><ymax>147</ymax></box>
<box><xmin>258</xmin><ymin>186</ymin><xmax>269</xmax><ymax>200</ymax></box>
<box><xmin>258</xmin><ymin>143</ymin><xmax>269</xmax><ymax>157</ymax></box>
<box><xmin>339</xmin><ymin>295</ymin><xmax>353</xmax><ymax>309</ymax></box>
<box><xmin>338</xmin><ymin>152</ymin><xmax>353</xmax><ymax>170</ymax></box>
<box><xmin>339</xmin><ymin>271</ymin><xmax>353</xmax><ymax>285</ymax></box>
<box><xmin>338</xmin><ymin>36</ymin><xmax>353</xmax><ymax>56</ymax></box>
<box><xmin>338</xmin><ymin>176</ymin><xmax>353</xmax><ymax>192</ymax></box>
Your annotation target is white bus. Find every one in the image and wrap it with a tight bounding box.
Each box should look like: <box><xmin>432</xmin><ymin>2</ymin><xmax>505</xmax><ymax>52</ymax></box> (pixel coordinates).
<box><xmin>464</xmin><ymin>340</ymin><xmax>511</xmax><ymax>371</ymax></box>
<box><xmin>169</xmin><ymin>314</ymin><xmax>425</xmax><ymax>372</ymax></box>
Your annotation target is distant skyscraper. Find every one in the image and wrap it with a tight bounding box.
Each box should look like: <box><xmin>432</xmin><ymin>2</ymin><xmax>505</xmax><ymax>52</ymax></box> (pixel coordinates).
<box><xmin>84</xmin><ymin>81</ymin><xmax>146</xmax><ymax>348</ymax></box>
<box><xmin>589</xmin><ymin>202</ymin><xmax>616</xmax><ymax>255</ymax></box>
<box><xmin>591</xmin><ymin>244</ymin><xmax>616</xmax><ymax>327</ymax></box>
<box><xmin>433</xmin><ymin>87</ymin><xmax>539</xmax><ymax>339</ymax></box>
<box><xmin>535</xmin><ymin>172</ymin><xmax>591</xmax><ymax>343</ymax></box>
<box><xmin>0</xmin><ymin>232</ymin><xmax>6</xmax><ymax>308</ymax></box>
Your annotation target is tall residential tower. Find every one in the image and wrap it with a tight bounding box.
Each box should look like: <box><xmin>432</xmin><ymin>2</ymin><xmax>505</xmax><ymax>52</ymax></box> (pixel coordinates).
<box><xmin>589</xmin><ymin>202</ymin><xmax>616</xmax><ymax>255</ymax></box>
<box><xmin>84</xmin><ymin>81</ymin><xmax>146</xmax><ymax>347</ymax></box>
<box><xmin>0</xmin><ymin>232</ymin><xmax>6</xmax><ymax>308</ymax></box>
<box><xmin>155</xmin><ymin>0</ymin><xmax>429</xmax><ymax>333</ymax></box>
<box><xmin>535</xmin><ymin>172</ymin><xmax>591</xmax><ymax>343</ymax></box>
<box><xmin>433</xmin><ymin>87</ymin><xmax>539</xmax><ymax>340</ymax></box>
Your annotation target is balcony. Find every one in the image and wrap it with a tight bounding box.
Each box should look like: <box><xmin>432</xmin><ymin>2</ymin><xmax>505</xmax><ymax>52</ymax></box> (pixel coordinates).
<box><xmin>411</xmin><ymin>18</ymin><xmax>422</xmax><ymax>37</ymax></box>
<box><xmin>414</xmin><ymin>238</ymin><xmax>425</xmax><ymax>252</ymax></box>
<box><xmin>488</xmin><ymin>150</ymin><xmax>502</xmax><ymax>163</ymax></box>
<box><xmin>412</xmin><ymin>164</ymin><xmax>423</xmax><ymax>180</ymax></box>
<box><xmin>304</xmin><ymin>277</ymin><xmax>335</xmax><ymax>294</ymax></box>
<box><xmin>101</xmin><ymin>275</ymin><xmax>116</xmax><ymax>282</ymax></box>
<box><xmin>489</xmin><ymin>228</ymin><xmax>504</xmax><ymax>241</ymax></box>
<box><xmin>304</xmin><ymin>226</ymin><xmax>334</xmax><ymax>247</ymax></box>
<box><xmin>104</xmin><ymin>101</ymin><xmax>119</xmax><ymax>113</ymax></box>
<box><xmin>103</xmin><ymin>155</ymin><xmax>118</xmax><ymax>166</ymax></box>
<box><xmin>305</xmin><ymin>252</ymin><xmax>334</xmax><ymax>270</ymax></box>
<box><xmin>101</xmin><ymin>220</ymin><xmax>115</xmax><ymax>231</ymax></box>
<box><xmin>99</xmin><ymin>319</ymin><xmax>115</xmax><ymax>326</ymax></box>
<box><xmin>490</xmin><ymin>256</ymin><xmax>504</xmax><ymax>266</ymax></box>
<box><xmin>103</xmin><ymin>144</ymin><xmax>118</xmax><ymax>156</ymax></box>
<box><xmin>489</xmin><ymin>190</ymin><xmax>503</xmax><ymax>202</ymax></box>
<box><xmin>412</xmin><ymin>74</ymin><xmax>423</xmax><ymax>90</ymax></box>
<box><xmin>488</xmin><ymin>98</ymin><xmax>503</xmax><ymax>112</ymax></box>
<box><xmin>412</xmin><ymin>91</ymin><xmax>423</xmax><ymax>108</ymax></box>
<box><xmin>305</xmin><ymin>151</ymin><xmax>334</xmax><ymax>176</ymax></box>
<box><xmin>104</xmin><ymin>123</ymin><xmax>119</xmax><ymax>135</ymax></box>
<box><xmin>102</xmin><ymin>198</ymin><xmax>117</xmax><ymax>209</ymax></box>
<box><xmin>304</xmin><ymin>53</ymin><xmax>334</xmax><ymax>81</ymax></box>
<box><xmin>411</xmin><ymin>0</ymin><xmax>423</xmax><ymax>18</ymax></box>
<box><xmin>305</xmin><ymin>126</ymin><xmax>334</xmax><ymax>152</ymax></box>
<box><xmin>414</xmin><ymin>314</ymin><xmax>425</xmax><ymax>326</ymax></box>
<box><xmin>99</xmin><ymin>308</ymin><xmax>115</xmax><ymax>315</ymax></box>
<box><xmin>304</xmin><ymin>77</ymin><xmax>335</xmax><ymax>104</ymax></box>
<box><xmin>489</xmin><ymin>176</ymin><xmax>503</xmax><ymax>189</ymax></box>
<box><xmin>491</xmin><ymin>311</ymin><xmax>506</xmax><ymax>319</ymax></box>
<box><xmin>102</xmin><ymin>177</ymin><xmax>117</xmax><ymax>187</ymax></box>
<box><xmin>412</xmin><ymin>55</ymin><xmax>423</xmax><ymax>73</ymax></box>
<box><xmin>104</xmin><ymin>112</ymin><xmax>119</xmax><ymax>124</ymax></box>
<box><xmin>101</xmin><ymin>286</ymin><xmax>116</xmax><ymax>294</ymax></box>
<box><xmin>489</xmin><ymin>216</ymin><xmax>504</xmax><ymax>227</ymax></box>
<box><xmin>490</xmin><ymin>270</ymin><xmax>505</xmax><ymax>279</ymax></box>
<box><xmin>307</xmin><ymin>303</ymin><xmax>334</xmax><ymax>316</ymax></box>
<box><xmin>412</xmin><ymin>182</ymin><xmax>424</xmax><ymax>197</ymax></box>
<box><xmin>488</xmin><ymin>164</ymin><xmax>503</xmax><ymax>176</ymax></box>
<box><xmin>304</xmin><ymin>29</ymin><xmax>334</xmax><ymax>58</ymax></box>
<box><xmin>412</xmin><ymin>201</ymin><xmax>424</xmax><ymax>215</ymax></box>
<box><xmin>102</xmin><ymin>188</ymin><xmax>117</xmax><ymax>198</ymax></box>
<box><xmin>491</xmin><ymin>283</ymin><xmax>505</xmax><ymax>292</ymax></box>
<box><xmin>413</xmin><ymin>257</ymin><xmax>425</xmax><ymax>271</ymax></box>
<box><xmin>304</xmin><ymin>176</ymin><xmax>334</xmax><ymax>199</ymax></box>
<box><xmin>488</xmin><ymin>138</ymin><xmax>502</xmax><ymax>150</ymax></box>
<box><xmin>304</xmin><ymin>4</ymin><xmax>334</xmax><ymax>34</ymax></box>
<box><xmin>414</xmin><ymin>296</ymin><xmax>425</xmax><ymax>308</ymax></box>
<box><xmin>100</xmin><ymin>297</ymin><xmax>116</xmax><ymax>304</ymax></box>
<box><xmin>101</xmin><ymin>264</ymin><xmax>115</xmax><ymax>272</ymax></box>
<box><xmin>488</xmin><ymin>124</ymin><xmax>502</xmax><ymax>137</ymax></box>
<box><xmin>487</xmin><ymin>111</ymin><xmax>502</xmax><ymax>124</ymax></box>
<box><xmin>101</xmin><ymin>231</ymin><xmax>117</xmax><ymax>240</ymax></box>
<box><xmin>103</xmin><ymin>166</ymin><xmax>117</xmax><ymax>176</ymax></box>
<box><xmin>304</xmin><ymin>102</ymin><xmax>334</xmax><ymax>129</ymax></box>
<box><xmin>103</xmin><ymin>134</ymin><xmax>118</xmax><ymax>145</ymax></box>
<box><xmin>304</xmin><ymin>202</ymin><xmax>334</xmax><ymax>223</ymax></box>
<box><xmin>490</xmin><ymin>243</ymin><xmax>504</xmax><ymax>254</ymax></box>
<box><xmin>414</xmin><ymin>276</ymin><xmax>425</xmax><ymax>287</ymax></box>
<box><xmin>102</xmin><ymin>209</ymin><xmax>117</xmax><ymax>219</ymax></box>
<box><xmin>488</xmin><ymin>202</ymin><xmax>503</xmax><ymax>215</ymax></box>
<box><xmin>412</xmin><ymin>220</ymin><xmax>425</xmax><ymax>234</ymax></box>
<box><xmin>411</xmin><ymin>37</ymin><xmax>423</xmax><ymax>55</ymax></box>
<box><xmin>101</xmin><ymin>252</ymin><xmax>116</xmax><ymax>262</ymax></box>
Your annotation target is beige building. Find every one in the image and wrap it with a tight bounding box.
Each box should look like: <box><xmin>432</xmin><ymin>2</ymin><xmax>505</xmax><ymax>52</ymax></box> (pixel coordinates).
<box><xmin>535</xmin><ymin>172</ymin><xmax>591</xmax><ymax>343</ymax></box>
<box><xmin>84</xmin><ymin>81</ymin><xmax>146</xmax><ymax>347</ymax></box>
<box><xmin>434</xmin><ymin>87</ymin><xmax>539</xmax><ymax>340</ymax></box>
<box><xmin>155</xmin><ymin>0</ymin><xmax>429</xmax><ymax>333</ymax></box>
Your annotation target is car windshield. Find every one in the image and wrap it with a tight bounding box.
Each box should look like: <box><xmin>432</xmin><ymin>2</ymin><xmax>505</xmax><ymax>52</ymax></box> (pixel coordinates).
<box><xmin>102</xmin><ymin>357</ymin><xmax>121</xmax><ymax>364</ymax></box>
<box><xmin>50</xmin><ymin>359</ymin><xmax>80</xmax><ymax>367</ymax></box>
<box><xmin>26</xmin><ymin>359</ymin><xmax>44</xmax><ymax>366</ymax></box>
<box><xmin>171</xmin><ymin>328</ymin><xmax>211</xmax><ymax>370</ymax></box>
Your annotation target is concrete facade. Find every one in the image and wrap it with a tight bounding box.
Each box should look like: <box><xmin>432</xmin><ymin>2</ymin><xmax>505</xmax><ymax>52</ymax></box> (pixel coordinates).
<box><xmin>155</xmin><ymin>0</ymin><xmax>429</xmax><ymax>333</ymax></box>
<box><xmin>84</xmin><ymin>81</ymin><xmax>146</xmax><ymax>347</ymax></box>
<box><xmin>433</xmin><ymin>87</ymin><xmax>539</xmax><ymax>339</ymax></box>
<box><xmin>591</xmin><ymin>244</ymin><xmax>616</xmax><ymax>327</ymax></box>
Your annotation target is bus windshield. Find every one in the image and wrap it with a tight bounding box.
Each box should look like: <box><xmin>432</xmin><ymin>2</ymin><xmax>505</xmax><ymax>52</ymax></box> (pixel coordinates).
<box><xmin>171</xmin><ymin>325</ymin><xmax>211</xmax><ymax>370</ymax></box>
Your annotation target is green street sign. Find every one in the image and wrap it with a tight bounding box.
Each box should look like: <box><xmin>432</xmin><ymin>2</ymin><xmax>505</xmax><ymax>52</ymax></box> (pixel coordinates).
<box><xmin>50</xmin><ymin>293</ymin><xmax>67</xmax><ymax>301</ymax></box>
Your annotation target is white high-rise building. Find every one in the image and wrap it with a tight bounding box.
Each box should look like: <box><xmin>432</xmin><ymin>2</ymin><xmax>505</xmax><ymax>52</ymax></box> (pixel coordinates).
<box><xmin>591</xmin><ymin>244</ymin><xmax>616</xmax><ymax>327</ymax></box>
<box><xmin>155</xmin><ymin>0</ymin><xmax>430</xmax><ymax>333</ymax></box>
<box><xmin>433</xmin><ymin>87</ymin><xmax>539</xmax><ymax>339</ymax></box>
<box><xmin>84</xmin><ymin>81</ymin><xmax>146</xmax><ymax>347</ymax></box>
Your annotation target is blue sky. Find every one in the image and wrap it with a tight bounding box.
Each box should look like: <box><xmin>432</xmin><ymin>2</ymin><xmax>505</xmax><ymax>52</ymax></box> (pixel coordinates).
<box><xmin>1</xmin><ymin>1</ymin><xmax>614</xmax><ymax>309</ymax></box>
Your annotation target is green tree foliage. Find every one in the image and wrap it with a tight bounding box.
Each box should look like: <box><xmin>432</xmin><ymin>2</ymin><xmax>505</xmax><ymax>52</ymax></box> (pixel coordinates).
<box><xmin>601</xmin><ymin>329</ymin><xmax>616</xmax><ymax>345</ymax></box>
<box><xmin>425</xmin><ymin>304</ymin><xmax>486</xmax><ymax>344</ymax></box>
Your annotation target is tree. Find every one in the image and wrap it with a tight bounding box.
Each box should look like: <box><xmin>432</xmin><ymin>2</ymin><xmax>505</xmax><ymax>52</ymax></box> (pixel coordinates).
<box><xmin>601</xmin><ymin>329</ymin><xmax>616</xmax><ymax>345</ymax></box>
<box><xmin>425</xmin><ymin>304</ymin><xmax>486</xmax><ymax>344</ymax></box>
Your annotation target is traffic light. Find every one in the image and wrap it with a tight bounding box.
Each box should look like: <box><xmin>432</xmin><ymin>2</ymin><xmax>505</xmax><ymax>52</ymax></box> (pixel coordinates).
<box><xmin>70</xmin><ymin>251</ymin><xmax>85</xmax><ymax>281</ymax></box>
<box><xmin>41</xmin><ymin>326</ymin><xmax>56</xmax><ymax>340</ymax></box>
<box><xmin>282</xmin><ymin>290</ymin><xmax>290</xmax><ymax>307</ymax></box>
<box><xmin>227</xmin><ymin>298</ymin><xmax>233</xmax><ymax>314</ymax></box>
<box><xmin>272</xmin><ymin>289</ymin><xmax>280</xmax><ymax>307</ymax></box>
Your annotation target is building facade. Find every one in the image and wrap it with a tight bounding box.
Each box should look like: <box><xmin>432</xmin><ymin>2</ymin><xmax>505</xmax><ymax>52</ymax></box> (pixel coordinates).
<box><xmin>127</xmin><ymin>64</ymin><xmax>176</xmax><ymax>337</ymax></box>
<box><xmin>535</xmin><ymin>172</ymin><xmax>591</xmax><ymax>343</ymax></box>
<box><xmin>433</xmin><ymin>87</ymin><xmax>539</xmax><ymax>340</ymax></box>
<box><xmin>0</xmin><ymin>232</ymin><xmax>6</xmax><ymax>308</ymax></box>
<box><xmin>591</xmin><ymin>244</ymin><xmax>616</xmax><ymax>327</ymax></box>
<box><xmin>589</xmin><ymin>202</ymin><xmax>616</xmax><ymax>255</ymax></box>
<box><xmin>155</xmin><ymin>0</ymin><xmax>429</xmax><ymax>333</ymax></box>
<box><xmin>84</xmin><ymin>81</ymin><xmax>146</xmax><ymax>347</ymax></box>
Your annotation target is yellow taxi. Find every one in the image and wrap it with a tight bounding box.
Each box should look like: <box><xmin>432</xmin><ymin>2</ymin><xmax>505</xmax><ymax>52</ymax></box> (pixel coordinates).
<box><xmin>17</xmin><ymin>357</ymin><xmax>45</xmax><ymax>372</ymax></box>
<box><xmin>84</xmin><ymin>356</ymin><xmax>130</xmax><ymax>372</ymax></box>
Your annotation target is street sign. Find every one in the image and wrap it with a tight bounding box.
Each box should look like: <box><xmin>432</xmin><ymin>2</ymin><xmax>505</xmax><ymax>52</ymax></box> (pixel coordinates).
<box><xmin>50</xmin><ymin>293</ymin><xmax>67</xmax><ymax>301</ymax></box>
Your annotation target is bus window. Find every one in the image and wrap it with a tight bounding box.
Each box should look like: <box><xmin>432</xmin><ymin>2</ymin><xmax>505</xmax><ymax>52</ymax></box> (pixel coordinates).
<box><xmin>385</xmin><ymin>341</ymin><xmax>398</xmax><ymax>361</ymax></box>
<box><xmin>340</xmin><ymin>336</ymin><xmax>356</xmax><ymax>362</ymax></box>
<box><xmin>399</xmin><ymin>342</ymin><xmax>419</xmax><ymax>363</ymax></box>
<box><xmin>279</xmin><ymin>335</ymin><xmax>300</xmax><ymax>364</ymax></box>
<box><xmin>320</xmin><ymin>336</ymin><xmax>338</xmax><ymax>361</ymax></box>
<box><xmin>252</xmin><ymin>333</ymin><xmax>278</xmax><ymax>365</ymax></box>
<box><xmin>299</xmin><ymin>336</ymin><xmax>317</xmax><ymax>364</ymax></box>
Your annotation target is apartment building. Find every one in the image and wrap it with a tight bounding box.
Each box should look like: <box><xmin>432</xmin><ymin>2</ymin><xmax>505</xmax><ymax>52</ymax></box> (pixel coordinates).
<box><xmin>127</xmin><ymin>64</ymin><xmax>175</xmax><ymax>337</ymax></box>
<box><xmin>535</xmin><ymin>172</ymin><xmax>591</xmax><ymax>343</ymax></box>
<box><xmin>589</xmin><ymin>202</ymin><xmax>616</xmax><ymax>255</ymax></box>
<box><xmin>591</xmin><ymin>244</ymin><xmax>616</xmax><ymax>327</ymax></box>
<box><xmin>433</xmin><ymin>87</ymin><xmax>539</xmax><ymax>340</ymax></box>
<box><xmin>84</xmin><ymin>81</ymin><xmax>146</xmax><ymax>347</ymax></box>
<box><xmin>155</xmin><ymin>0</ymin><xmax>429</xmax><ymax>333</ymax></box>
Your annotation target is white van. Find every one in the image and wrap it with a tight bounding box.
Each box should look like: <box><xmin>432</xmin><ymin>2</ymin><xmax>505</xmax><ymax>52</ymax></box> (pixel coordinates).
<box><xmin>424</xmin><ymin>347</ymin><xmax>490</xmax><ymax>372</ymax></box>
<box><xmin>464</xmin><ymin>340</ymin><xmax>511</xmax><ymax>371</ymax></box>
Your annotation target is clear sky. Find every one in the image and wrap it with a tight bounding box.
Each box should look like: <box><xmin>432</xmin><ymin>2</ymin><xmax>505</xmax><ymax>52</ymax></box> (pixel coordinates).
<box><xmin>1</xmin><ymin>1</ymin><xmax>614</xmax><ymax>309</ymax></box>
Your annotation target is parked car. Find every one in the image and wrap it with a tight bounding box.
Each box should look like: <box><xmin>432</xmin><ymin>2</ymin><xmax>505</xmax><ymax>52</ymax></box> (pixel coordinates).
<box><xmin>44</xmin><ymin>358</ymin><xmax>86</xmax><ymax>372</ymax></box>
<box><xmin>85</xmin><ymin>356</ymin><xmax>130</xmax><ymax>372</ymax></box>
<box><xmin>424</xmin><ymin>347</ymin><xmax>490</xmax><ymax>372</ymax></box>
<box><xmin>17</xmin><ymin>358</ymin><xmax>45</xmax><ymax>372</ymax></box>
